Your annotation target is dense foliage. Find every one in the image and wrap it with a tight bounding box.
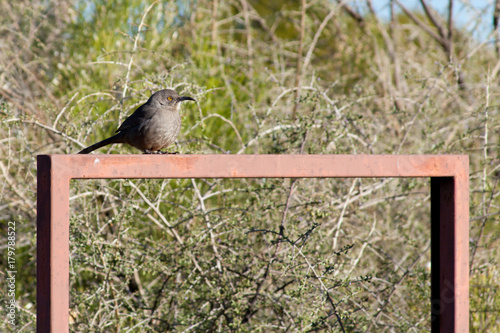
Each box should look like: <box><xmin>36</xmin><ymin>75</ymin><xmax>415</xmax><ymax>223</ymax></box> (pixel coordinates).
<box><xmin>1</xmin><ymin>0</ymin><xmax>498</xmax><ymax>331</ymax></box>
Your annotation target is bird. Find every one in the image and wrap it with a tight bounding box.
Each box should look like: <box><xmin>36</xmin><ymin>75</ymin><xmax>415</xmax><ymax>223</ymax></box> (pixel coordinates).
<box><xmin>78</xmin><ymin>89</ymin><xmax>195</xmax><ymax>154</ymax></box>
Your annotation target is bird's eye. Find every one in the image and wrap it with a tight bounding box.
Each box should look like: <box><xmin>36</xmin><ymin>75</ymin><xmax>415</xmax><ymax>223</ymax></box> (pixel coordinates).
<box><xmin>167</xmin><ymin>97</ymin><xmax>173</xmax><ymax>101</ymax></box>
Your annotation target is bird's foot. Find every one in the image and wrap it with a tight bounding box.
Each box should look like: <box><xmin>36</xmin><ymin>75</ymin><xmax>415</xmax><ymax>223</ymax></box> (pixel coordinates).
<box><xmin>143</xmin><ymin>150</ymin><xmax>179</xmax><ymax>154</ymax></box>
<box><xmin>158</xmin><ymin>150</ymin><xmax>179</xmax><ymax>154</ymax></box>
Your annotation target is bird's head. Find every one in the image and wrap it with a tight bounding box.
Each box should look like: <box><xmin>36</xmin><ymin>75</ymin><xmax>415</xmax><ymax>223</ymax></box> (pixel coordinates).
<box><xmin>150</xmin><ymin>89</ymin><xmax>195</xmax><ymax>108</ymax></box>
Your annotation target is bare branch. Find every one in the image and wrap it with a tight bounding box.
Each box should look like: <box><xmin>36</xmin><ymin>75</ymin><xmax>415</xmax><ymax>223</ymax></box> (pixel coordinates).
<box><xmin>366</xmin><ymin>0</ymin><xmax>376</xmax><ymax>16</ymax></box>
<box><xmin>394</xmin><ymin>0</ymin><xmax>444</xmax><ymax>47</ymax></box>
<box><xmin>447</xmin><ymin>0</ymin><xmax>454</xmax><ymax>41</ymax></box>
<box><xmin>211</xmin><ymin>0</ymin><xmax>218</xmax><ymax>41</ymax></box>
<box><xmin>292</xmin><ymin>0</ymin><xmax>307</xmax><ymax>121</ymax></box>
<box><xmin>420</xmin><ymin>0</ymin><xmax>447</xmax><ymax>39</ymax></box>
<box><xmin>494</xmin><ymin>0</ymin><xmax>500</xmax><ymax>56</ymax></box>
<box><xmin>336</xmin><ymin>0</ymin><xmax>364</xmax><ymax>26</ymax></box>
<box><xmin>303</xmin><ymin>8</ymin><xmax>336</xmax><ymax>74</ymax></box>
<box><xmin>241</xmin><ymin>0</ymin><xmax>254</xmax><ymax>96</ymax></box>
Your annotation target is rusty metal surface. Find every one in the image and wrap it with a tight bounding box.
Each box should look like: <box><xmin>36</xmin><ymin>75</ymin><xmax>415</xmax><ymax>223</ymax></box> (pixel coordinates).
<box><xmin>36</xmin><ymin>154</ymin><xmax>469</xmax><ymax>332</ymax></box>
<box><xmin>45</xmin><ymin>154</ymin><xmax>465</xmax><ymax>179</ymax></box>
<box><xmin>455</xmin><ymin>172</ymin><xmax>470</xmax><ymax>332</ymax></box>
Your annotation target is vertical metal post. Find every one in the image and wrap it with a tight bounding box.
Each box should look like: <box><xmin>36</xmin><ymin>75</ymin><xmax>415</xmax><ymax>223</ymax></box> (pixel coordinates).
<box><xmin>431</xmin><ymin>176</ymin><xmax>469</xmax><ymax>333</ymax></box>
<box><xmin>37</xmin><ymin>155</ymin><xmax>70</xmax><ymax>332</ymax></box>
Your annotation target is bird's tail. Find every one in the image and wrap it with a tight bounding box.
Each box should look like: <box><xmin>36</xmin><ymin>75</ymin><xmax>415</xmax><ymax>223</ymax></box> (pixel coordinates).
<box><xmin>78</xmin><ymin>133</ymin><xmax>124</xmax><ymax>154</ymax></box>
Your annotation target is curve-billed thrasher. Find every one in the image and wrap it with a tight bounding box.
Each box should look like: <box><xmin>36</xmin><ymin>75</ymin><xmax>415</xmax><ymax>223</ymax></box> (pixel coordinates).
<box><xmin>78</xmin><ymin>89</ymin><xmax>195</xmax><ymax>154</ymax></box>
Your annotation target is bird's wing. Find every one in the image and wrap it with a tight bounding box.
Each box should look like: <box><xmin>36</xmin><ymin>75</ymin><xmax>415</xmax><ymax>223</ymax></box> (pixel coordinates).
<box><xmin>116</xmin><ymin>104</ymin><xmax>156</xmax><ymax>133</ymax></box>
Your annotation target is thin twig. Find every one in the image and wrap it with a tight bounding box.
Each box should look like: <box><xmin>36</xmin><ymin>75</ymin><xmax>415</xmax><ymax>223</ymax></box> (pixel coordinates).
<box><xmin>211</xmin><ymin>0</ymin><xmax>219</xmax><ymax>42</ymax></box>
<box><xmin>53</xmin><ymin>92</ymin><xmax>79</xmax><ymax>130</ymax></box>
<box><xmin>121</xmin><ymin>0</ymin><xmax>160</xmax><ymax>120</ymax></box>
<box><xmin>292</xmin><ymin>0</ymin><xmax>307</xmax><ymax>121</ymax></box>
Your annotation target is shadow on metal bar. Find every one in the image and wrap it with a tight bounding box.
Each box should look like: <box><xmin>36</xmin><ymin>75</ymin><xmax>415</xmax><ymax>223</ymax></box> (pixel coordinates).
<box><xmin>36</xmin><ymin>154</ymin><xmax>469</xmax><ymax>333</ymax></box>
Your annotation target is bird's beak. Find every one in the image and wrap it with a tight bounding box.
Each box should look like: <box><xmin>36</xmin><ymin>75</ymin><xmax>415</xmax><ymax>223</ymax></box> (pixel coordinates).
<box><xmin>179</xmin><ymin>96</ymin><xmax>196</xmax><ymax>102</ymax></box>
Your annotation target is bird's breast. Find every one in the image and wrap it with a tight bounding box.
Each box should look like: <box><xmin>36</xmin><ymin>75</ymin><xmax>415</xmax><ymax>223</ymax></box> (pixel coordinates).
<box><xmin>122</xmin><ymin>110</ymin><xmax>182</xmax><ymax>152</ymax></box>
<box><xmin>145</xmin><ymin>111</ymin><xmax>182</xmax><ymax>151</ymax></box>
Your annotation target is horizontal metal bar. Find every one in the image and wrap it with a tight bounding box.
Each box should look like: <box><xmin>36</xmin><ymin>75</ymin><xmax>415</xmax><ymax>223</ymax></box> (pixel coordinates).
<box><xmin>44</xmin><ymin>154</ymin><xmax>468</xmax><ymax>179</ymax></box>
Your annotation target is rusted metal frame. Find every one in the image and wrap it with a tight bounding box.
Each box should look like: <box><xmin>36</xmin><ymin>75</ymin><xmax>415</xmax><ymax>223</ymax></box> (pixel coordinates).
<box><xmin>37</xmin><ymin>154</ymin><xmax>469</xmax><ymax>332</ymax></box>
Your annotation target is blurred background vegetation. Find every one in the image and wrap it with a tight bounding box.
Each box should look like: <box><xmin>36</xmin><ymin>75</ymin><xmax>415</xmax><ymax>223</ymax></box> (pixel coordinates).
<box><xmin>1</xmin><ymin>0</ymin><xmax>499</xmax><ymax>331</ymax></box>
